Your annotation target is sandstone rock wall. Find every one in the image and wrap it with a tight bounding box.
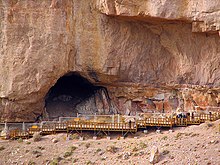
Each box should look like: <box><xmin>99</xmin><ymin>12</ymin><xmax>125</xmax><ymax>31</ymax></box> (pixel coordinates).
<box><xmin>98</xmin><ymin>0</ymin><xmax>220</xmax><ymax>33</ymax></box>
<box><xmin>0</xmin><ymin>0</ymin><xmax>219</xmax><ymax>121</ymax></box>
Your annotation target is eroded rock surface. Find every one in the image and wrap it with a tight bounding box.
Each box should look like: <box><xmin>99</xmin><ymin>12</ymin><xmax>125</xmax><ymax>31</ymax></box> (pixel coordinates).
<box><xmin>98</xmin><ymin>0</ymin><xmax>220</xmax><ymax>33</ymax></box>
<box><xmin>0</xmin><ymin>0</ymin><xmax>219</xmax><ymax>121</ymax></box>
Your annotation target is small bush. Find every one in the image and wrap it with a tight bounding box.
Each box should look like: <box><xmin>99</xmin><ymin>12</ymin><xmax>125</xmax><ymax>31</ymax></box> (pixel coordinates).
<box><xmin>175</xmin><ymin>132</ymin><xmax>184</xmax><ymax>139</ymax></box>
<box><xmin>207</xmin><ymin>122</ymin><xmax>213</xmax><ymax>127</ymax></box>
<box><xmin>132</xmin><ymin>147</ymin><xmax>139</xmax><ymax>152</ymax></box>
<box><xmin>133</xmin><ymin>152</ymin><xmax>139</xmax><ymax>156</ymax></box>
<box><xmin>70</xmin><ymin>133</ymin><xmax>79</xmax><ymax>140</ymax></box>
<box><xmin>184</xmin><ymin>132</ymin><xmax>192</xmax><ymax>136</ymax></box>
<box><xmin>139</xmin><ymin>142</ymin><xmax>147</xmax><ymax>149</ymax></box>
<box><xmin>86</xmin><ymin>160</ymin><xmax>93</xmax><ymax>165</ymax></box>
<box><xmin>37</xmin><ymin>146</ymin><xmax>45</xmax><ymax>150</ymax></box>
<box><xmin>32</xmin><ymin>150</ymin><xmax>41</xmax><ymax>155</ymax></box>
<box><xmin>50</xmin><ymin>157</ymin><xmax>63</xmax><ymax>165</ymax></box>
<box><xmin>97</xmin><ymin>132</ymin><xmax>105</xmax><ymax>138</ymax></box>
<box><xmin>64</xmin><ymin>151</ymin><xmax>72</xmax><ymax>158</ymax></box>
<box><xmin>63</xmin><ymin>146</ymin><xmax>77</xmax><ymax>158</ymax></box>
<box><xmin>85</xmin><ymin>143</ymin><xmax>90</xmax><ymax>148</ymax></box>
<box><xmin>0</xmin><ymin>146</ymin><xmax>5</xmax><ymax>151</ymax></box>
<box><xmin>191</xmin><ymin>133</ymin><xmax>199</xmax><ymax>137</ymax></box>
<box><xmin>162</xmin><ymin>150</ymin><xmax>170</xmax><ymax>155</ymax></box>
<box><xmin>17</xmin><ymin>138</ymin><xmax>23</xmax><ymax>143</ymax></box>
<box><xmin>28</xmin><ymin>161</ymin><xmax>36</xmax><ymax>165</ymax></box>
<box><xmin>161</xmin><ymin>136</ymin><xmax>168</xmax><ymax>141</ymax></box>
<box><xmin>138</xmin><ymin>151</ymin><xmax>145</xmax><ymax>156</ymax></box>
<box><xmin>50</xmin><ymin>159</ymin><xmax>58</xmax><ymax>165</ymax></box>
<box><xmin>169</xmin><ymin>155</ymin><xmax>174</xmax><ymax>159</ymax></box>
<box><xmin>106</xmin><ymin>146</ymin><xmax>118</xmax><ymax>153</ymax></box>
<box><xmin>56</xmin><ymin>157</ymin><xmax>63</xmax><ymax>162</ymax></box>
<box><xmin>69</xmin><ymin>146</ymin><xmax>77</xmax><ymax>152</ymax></box>
<box><xmin>72</xmin><ymin>158</ymin><xmax>78</xmax><ymax>163</ymax></box>
<box><xmin>95</xmin><ymin>148</ymin><xmax>102</xmax><ymax>153</ymax></box>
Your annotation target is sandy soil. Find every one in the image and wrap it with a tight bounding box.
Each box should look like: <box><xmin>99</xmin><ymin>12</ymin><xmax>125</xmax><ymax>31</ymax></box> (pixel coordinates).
<box><xmin>0</xmin><ymin>120</ymin><xmax>219</xmax><ymax>165</ymax></box>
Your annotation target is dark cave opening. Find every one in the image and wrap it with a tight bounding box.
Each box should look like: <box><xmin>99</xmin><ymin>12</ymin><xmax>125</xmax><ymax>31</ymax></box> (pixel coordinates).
<box><xmin>44</xmin><ymin>72</ymin><xmax>108</xmax><ymax>120</ymax></box>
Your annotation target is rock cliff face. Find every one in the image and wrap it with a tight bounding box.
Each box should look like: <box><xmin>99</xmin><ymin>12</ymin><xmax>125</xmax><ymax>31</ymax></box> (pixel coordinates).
<box><xmin>0</xmin><ymin>0</ymin><xmax>219</xmax><ymax>122</ymax></box>
<box><xmin>98</xmin><ymin>0</ymin><xmax>220</xmax><ymax>33</ymax></box>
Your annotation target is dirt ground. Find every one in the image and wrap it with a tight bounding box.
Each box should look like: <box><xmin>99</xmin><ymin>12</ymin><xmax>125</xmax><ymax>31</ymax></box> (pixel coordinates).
<box><xmin>0</xmin><ymin>120</ymin><xmax>219</xmax><ymax>165</ymax></box>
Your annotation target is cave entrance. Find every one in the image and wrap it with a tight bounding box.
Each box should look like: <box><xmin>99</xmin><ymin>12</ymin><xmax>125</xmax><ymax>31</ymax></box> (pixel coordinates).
<box><xmin>44</xmin><ymin>72</ymin><xmax>112</xmax><ymax>120</ymax></box>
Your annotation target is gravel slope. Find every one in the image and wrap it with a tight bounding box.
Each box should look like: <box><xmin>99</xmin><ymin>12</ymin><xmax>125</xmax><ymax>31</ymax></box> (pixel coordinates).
<box><xmin>0</xmin><ymin>120</ymin><xmax>219</xmax><ymax>165</ymax></box>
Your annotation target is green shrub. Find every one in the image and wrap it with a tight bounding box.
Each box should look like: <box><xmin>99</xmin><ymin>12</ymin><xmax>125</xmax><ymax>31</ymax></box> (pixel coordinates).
<box><xmin>28</xmin><ymin>161</ymin><xmax>36</xmax><ymax>165</ymax></box>
<box><xmin>161</xmin><ymin>136</ymin><xmax>168</xmax><ymax>140</ymax></box>
<box><xmin>106</xmin><ymin>146</ymin><xmax>118</xmax><ymax>153</ymax></box>
<box><xmin>95</xmin><ymin>148</ymin><xmax>102</xmax><ymax>153</ymax></box>
<box><xmin>85</xmin><ymin>143</ymin><xmax>90</xmax><ymax>148</ymax></box>
<box><xmin>162</xmin><ymin>150</ymin><xmax>170</xmax><ymax>155</ymax></box>
<box><xmin>175</xmin><ymin>132</ymin><xmax>184</xmax><ymax>139</ymax></box>
<box><xmin>17</xmin><ymin>138</ymin><xmax>23</xmax><ymax>143</ymax></box>
<box><xmin>72</xmin><ymin>158</ymin><xmax>78</xmax><ymax>163</ymax></box>
<box><xmin>69</xmin><ymin>146</ymin><xmax>77</xmax><ymax>152</ymax></box>
<box><xmin>0</xmin><ymin>146</ymin><xmax>5</xmax><ymax>151</ymax></box>
<box><xmin>139</xmin><ymin>142</ymin><xmax>147</xmax><ymax>149</ymax></box>
<box><xmin>50</xmin><ymin>159</ymin><xmax>58</xmax><ymax>165</ymax></box>
<box><xmin>132</xmin><ymin>146</ymin><xmax>139</xmax><ymax>152</ymax></box>
<box><xmin>63</xmin><ymin>151</ymin><xmax>72</xmax><ymax>158</ymax></box>
<box><xmin>37</xmin><ymin>146</ymin><xmax>45</xmax><ymax>150</ymax></box>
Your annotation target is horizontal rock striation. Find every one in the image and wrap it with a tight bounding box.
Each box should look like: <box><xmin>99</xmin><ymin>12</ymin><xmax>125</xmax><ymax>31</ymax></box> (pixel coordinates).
<box><xmin>98</xmin><ymin>0</ymin><xmax>220</xmax><ymax>33</ymax></box>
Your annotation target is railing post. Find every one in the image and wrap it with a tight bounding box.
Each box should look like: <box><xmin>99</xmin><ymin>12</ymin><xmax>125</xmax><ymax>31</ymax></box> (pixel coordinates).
<box><xmin>4</xmin><ymin>122</ymin><xmax>8</xmax><ymax>132</ymax></box>
<box><xmin>94</xmin><ymin>113</ymin><xmax>97</xmax><ymax>122</ymax></box>
<box><xmin>22</xmin><ymin>122</ymin><xmax>25</xmax><ymax>132</ymax></box>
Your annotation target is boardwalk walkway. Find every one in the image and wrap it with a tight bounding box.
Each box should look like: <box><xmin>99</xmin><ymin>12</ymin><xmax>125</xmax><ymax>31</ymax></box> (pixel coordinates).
<box><xmin>1</xmin><ymin>112</ymin><xmax>219</xmax><ymax>139</ymax></box>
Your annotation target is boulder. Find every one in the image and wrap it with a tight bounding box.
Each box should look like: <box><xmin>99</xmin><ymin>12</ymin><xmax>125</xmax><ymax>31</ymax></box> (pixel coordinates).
<box><xmin>149</xmin><ymin>146</ymin><xmax>160</xmax><ymax>164</ymax></box>
<box><xmin>156</xmin><ymin>130</ymin><xmax>161</xmax><ymax>134</ymax></box>
<box><xmin>52</xmin><ymin>138</ymin><xmax>58</xmax><ymax>143</ymax></box>
<box><xmin>122</xmin><ymin>152</ymin><xmax>131</xmax><ymax>160</ymax></box>
<box><xmin>32</xmin><ymin>132</ymin><xmax>42</xmax><ymax>142</ymax></box>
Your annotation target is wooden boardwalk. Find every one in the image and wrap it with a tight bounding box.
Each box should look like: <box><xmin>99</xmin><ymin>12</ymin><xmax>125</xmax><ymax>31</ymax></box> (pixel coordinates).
<box><xmin>3</xmin><ymin>112</ymin><xmax>220</xmax><ymax>139</ymax></box>
<box><xmin>67</xmin><ymin>121</ymin><xmax>137</xmax><ymax>132</ymax></box>
<box><xmin>137</xmin><ymin>118</ymin><xmax>175</xmax><ymax>128</ymax></box>
<box><xmin>9</xmin><ymin>129</ymin><xmax>29</xmax><ymax>139</ymax></box>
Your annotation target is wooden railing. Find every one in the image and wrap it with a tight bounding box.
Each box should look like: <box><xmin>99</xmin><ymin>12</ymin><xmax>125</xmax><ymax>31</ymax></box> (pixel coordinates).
<box><xmin>67</xmin><ymin>121</ymin><xmax>137</xmax><ymax>132</ymax></box>
<box><xmin>4</xmin><ymin>112</ymin><xmax>220</xmax><ymax>139</ymax></box>
<box><xmin>175</xmin><ymin>118</ymin><xmax>188</xmax><ymax>126</ymax></box>
<box><xmin>137</xmin><ymin>118</ymin><xmax>174</xmax><ymax>128</ymax></box>
<box><xmin>9</xmin><ymin>129</ymin><xmax>29</xmax><ymax>139</ymax></box>
<box><xmin>28</xmin><ymin>127</ymin><xmax>41</xmax><ymax>135</ymax></box>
